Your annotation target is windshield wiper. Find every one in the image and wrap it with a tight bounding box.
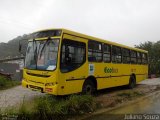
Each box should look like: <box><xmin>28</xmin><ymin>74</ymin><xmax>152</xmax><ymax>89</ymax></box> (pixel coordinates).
<box><xmin>33</xmin><ymin>39</ymin><xmax>38</xmax><ymax>69</ymax></box>
<box><xmin>39</xmin><ymin>37</ymin><xmax>51</xmax><ymax>59</ymax></box>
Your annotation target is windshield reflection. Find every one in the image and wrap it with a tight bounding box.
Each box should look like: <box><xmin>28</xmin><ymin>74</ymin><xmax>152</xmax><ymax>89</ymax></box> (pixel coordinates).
<box><xmin>25</xmin><ymin>39</ymin><xmax>59</xmax><ymax>71</ymax></box>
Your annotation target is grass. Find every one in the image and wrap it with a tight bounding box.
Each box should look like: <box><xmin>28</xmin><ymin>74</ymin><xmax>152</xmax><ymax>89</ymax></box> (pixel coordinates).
<box><xmin>33</xmin><ymin>95</ymin><xmax>96</xmax><ymax>119</ymax></box>
<box><xmin>0</xmin><ymin>76</ymin><xmax>20</xmax><ymax>90</ymax></box>
<box><xmin>1</xmin><ymin>95</ymin><xmax>96</xmax><ymax>120</ymax></box>
<box><xmin>117</xmin><ymin>91</ymin><xmax>144</xmax><ymax>99</ymax></box>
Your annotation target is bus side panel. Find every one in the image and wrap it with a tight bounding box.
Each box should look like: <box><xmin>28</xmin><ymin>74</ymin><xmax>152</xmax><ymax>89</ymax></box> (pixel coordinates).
<box><xmin>58</xmin><ymin>63</ymin><xmax>88</xmax><ymax>95</ymax></box>
<box><xmin>96</xmin><ymin>63</ymin><xmax>131</xmax><ymax>90</ymax></box>
<box><xmin>93</xmin><ymin>63</ymin><xmax>115</xmax><ymax>89</ymax></box>
<box><xmin>136</xmin><ymin>65</ymin><xmax>148</xmax><ymax>83</ymax></box>
<box><xmin>111</xmin><ymin>64</ymin><xmax>130</xmax><ymax>87</ymax></box>
<box><xmin>96</xmin><ymin>63</ymin><xmax>148</xmax><ymax>90</ymax></box>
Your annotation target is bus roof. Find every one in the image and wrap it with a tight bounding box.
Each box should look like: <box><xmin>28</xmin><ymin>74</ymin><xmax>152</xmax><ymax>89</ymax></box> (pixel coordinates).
<box><xmin>34</xmin><ymin>28</ymin><xmax>148</xmax><ymax>53</ymax></box>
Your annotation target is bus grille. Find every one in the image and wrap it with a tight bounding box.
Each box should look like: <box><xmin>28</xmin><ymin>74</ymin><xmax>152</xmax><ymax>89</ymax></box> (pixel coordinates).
<box><xmin>29</xmin><ymin>85</ymin><xmax>43</xmax><ymax>92</ymax></box>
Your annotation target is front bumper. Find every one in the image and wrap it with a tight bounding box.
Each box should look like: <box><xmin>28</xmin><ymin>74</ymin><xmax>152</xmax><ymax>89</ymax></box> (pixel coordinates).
<box><xmin>22</xmin><ymin>79</ymin><xmax>58</xmax><ymax>95</ymax></box>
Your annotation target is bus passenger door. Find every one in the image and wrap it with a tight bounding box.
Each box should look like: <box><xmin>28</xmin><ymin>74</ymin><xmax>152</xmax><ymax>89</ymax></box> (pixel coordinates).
<box><xmin>58</xmin><ymin>34</ymin><xmax>88</xmax><ymax>95</ymax></box>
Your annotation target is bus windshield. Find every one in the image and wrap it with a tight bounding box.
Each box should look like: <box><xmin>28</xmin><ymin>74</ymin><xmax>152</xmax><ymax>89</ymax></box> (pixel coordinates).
<box><xmin>25</xmin><ymin>38</ymin><xmax>59</xmax><ymax>71</ymax></box>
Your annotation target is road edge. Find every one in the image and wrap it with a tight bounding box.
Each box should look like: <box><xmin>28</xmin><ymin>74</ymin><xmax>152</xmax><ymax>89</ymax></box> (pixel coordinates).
<box><xmin>80</xmin><ymin>90</ymin><xmax>160</xmax><ymax>120</ymax></box>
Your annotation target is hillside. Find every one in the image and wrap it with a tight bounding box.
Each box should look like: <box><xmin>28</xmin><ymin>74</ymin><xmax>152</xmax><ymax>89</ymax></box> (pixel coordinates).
<box><xmin>0</xmin><ymin>34</ymin><xmax>29</xmax><ymax>59</ymax></box>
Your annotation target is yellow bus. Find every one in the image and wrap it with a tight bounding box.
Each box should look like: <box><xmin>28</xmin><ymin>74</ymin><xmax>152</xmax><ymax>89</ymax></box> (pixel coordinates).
<box><xmin>22</xmin><ymin>28</ymin><xmax>148</xmax><ymax>95</ymax></box>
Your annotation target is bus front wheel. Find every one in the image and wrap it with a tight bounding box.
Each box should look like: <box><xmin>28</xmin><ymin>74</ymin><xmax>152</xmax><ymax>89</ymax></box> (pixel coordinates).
<box><xmin>82</xmin><ymin>80</ymin><xmax>95</xmax><ymax>95</ymax></box>
<box><xmin>128</xmin><ymin>75</ymin><xmax>136</xmax><ymax>89</ymax></box>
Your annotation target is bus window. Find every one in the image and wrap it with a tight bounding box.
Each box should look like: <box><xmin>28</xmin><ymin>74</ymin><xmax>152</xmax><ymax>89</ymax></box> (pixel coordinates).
<box><xmin>60</xmin><ymin>39</ymin><xmax>86</xmax><ymax>72</ymax></box>
<box><xmin>122</xmin><ymin>48</ymin><xmax>130</xmax><ymax>64</ymax></box>
<box><xmin>88</xmin><ymin>40</ymin><xmax>102</xmax><ymax>62</ymax></box>
<box><xmin>112</xmin><ymin>46</ymin><xmax>122</xmax><ymax>63</ymax></box>
<box><xmin>103</xmin><ymin>44</ymin><xmax>111</xmax><ymax>62</ymax></box>
<box><xmin>130</xmin><ymin>50</ymin><xmax>137</xmax><ymax>64</ymax></box>
<box><xmin>142</xmin><ymin>53</ymin><xmax>148</xmax><ymax>64</ymax></box>
<box><xmin>137</xmin><ymin>52</ymin><xmax>142</xmax><ymax>64</ymax></box>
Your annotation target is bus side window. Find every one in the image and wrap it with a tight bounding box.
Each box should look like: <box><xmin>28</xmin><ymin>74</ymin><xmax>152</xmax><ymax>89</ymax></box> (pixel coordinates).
<box><xmin>142</xmin><ymin>53</ymin><xmax>148</xmax><ymax>64</ymax></box>
<box><xmin>112</xmin><ymin>46</ymin><xmax>122</xmax><ymax>63</ymax></box>
<box><xmin>122</xmin><ymin>48</ymin><xmax>130</xmax><ymax>64</ymax></box>
<box><xmin>60</xmin><ymin>39</ymin><xmax>86</xmax><ymax>72</ymax></box>
<box><xmin>103</xmin><ymin>44</ymin><xmax>111</xmax><ymax>62</ymax></box>
<box><xmin>130</xmin><ymin>50</ymin><xmax>137</xmax><ymax>64</ymax></box>
<box><xmin>88</xmin><ymin>40</ymin><xmax>102</xmax><ymax>62</ymax></box>
<box><xmin>137</xmin><ymin>52</ymin><xmax>142</xmax><ymax>64</ymax></box>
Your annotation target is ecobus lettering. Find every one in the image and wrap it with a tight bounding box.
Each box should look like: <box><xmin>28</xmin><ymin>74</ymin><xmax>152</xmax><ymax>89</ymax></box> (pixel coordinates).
<box><xmin>104</xmin><ymin>67</ymin><xmax>118</xmax><ymax>73</ymax></box>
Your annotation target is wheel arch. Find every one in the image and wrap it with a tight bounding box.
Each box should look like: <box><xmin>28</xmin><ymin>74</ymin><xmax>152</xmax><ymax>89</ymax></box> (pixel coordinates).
<box><xmin>84</xmin><ymin>75</ymin><xmax>97</xmax><ymax>90</ymax></box>
<box><xmin>131</xmin><ymin>73</ymin><xmax>136</xmax><ymax>81</ymax></box>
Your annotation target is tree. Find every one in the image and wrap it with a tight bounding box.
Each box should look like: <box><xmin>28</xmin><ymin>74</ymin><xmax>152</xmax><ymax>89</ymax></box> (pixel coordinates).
<box><xmin>135</xmin><ymin>41</ymin><xmax>160</xmax><ymax>75</ymax></box>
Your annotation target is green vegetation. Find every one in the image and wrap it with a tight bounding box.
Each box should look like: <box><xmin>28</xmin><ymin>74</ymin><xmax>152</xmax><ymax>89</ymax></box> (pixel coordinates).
<box><xmin>0</xmin><ymin>76</ymin><xmax>20</xmax><ymax>90</ymax></box>
<box><xmin>0</xmin><ymin>95</ymin><xmax>96</xmax><ymax>120</ymax></box>
<box><xmin>117</xmin><ymin>91</ymin><xmax>144</xmax><ymax>99</ymax></box>
<box><xmin>135</xmin><ymin>41</ymin><xmax>160</xmax><ymax>76</ymax></box>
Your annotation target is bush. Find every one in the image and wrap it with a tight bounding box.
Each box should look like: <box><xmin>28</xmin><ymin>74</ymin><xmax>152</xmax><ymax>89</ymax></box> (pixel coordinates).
<box><xmin>33</xmin><ymin>95</ymin><xmax>96</xmax><ymax>120</ymax></box>
<box><xmin>0</xmin><ymin>76</ymin><xmax>20</xmax><ymax>90</ymax></box>
<box><xmin>1</xmin><ymin>95</ymin><xmax>96</xmax><ymax>120</ymax></box>
<box><xmin>0</xmin><ymin>76</ymin><xmax>8</xmax><ymax>87</ymax></box>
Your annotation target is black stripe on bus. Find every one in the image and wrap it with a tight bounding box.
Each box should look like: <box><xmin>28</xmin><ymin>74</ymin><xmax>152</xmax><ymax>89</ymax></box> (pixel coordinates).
<box><xmin>97</xmin><ymin>74</ymin><xmax>146</xmax><ymax>79</ymax></box>
<box><xmin>66</xmin><ymin>74</ymin><xmax>147</xmax><ymax>81</ymax></box>
<box><xmin>66</xmin><ymin>78</ymin><xmax>85</xmax><ymax>81</ymax></box>
<box><xmin>96</xmin><ymin>75</ymin><xmax>129</xmax><ymax>79</ymax></box>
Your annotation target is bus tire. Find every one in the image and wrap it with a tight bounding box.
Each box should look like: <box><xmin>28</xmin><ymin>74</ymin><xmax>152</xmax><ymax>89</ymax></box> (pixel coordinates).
<box><xmin>128</xmin><ymin>75</ymin><xmax>136</xmax><ymax>89</ymax></box>
<box><xmin>82</xmin><ymin>80</ymin><xmax>95</xmax><ymax>95</ymax></box>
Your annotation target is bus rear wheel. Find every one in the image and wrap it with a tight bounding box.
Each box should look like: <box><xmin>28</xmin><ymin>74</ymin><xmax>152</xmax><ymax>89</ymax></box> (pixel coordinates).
<box><xmin>128</xmin><ymin>75</ymin><xmax>136</xmax><ymax>89</ymax></box>
<box><xmin>82</xmin><ymin>80</ymin><xmax>95</xmax><ymax>95</ymax></box>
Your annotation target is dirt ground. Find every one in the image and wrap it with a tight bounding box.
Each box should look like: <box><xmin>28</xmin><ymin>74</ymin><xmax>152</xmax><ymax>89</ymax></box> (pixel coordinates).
<box><xmin>95</xmin><ymin>78</ymin><xmax>160</xmax><ymax>108</ymax></box>
<box><xmin>0</xmin><ymin>78</ymin><xmax>160</xmax><ymax>111</ymax></box>
<box><xmin>0</xmin><ymin>86</ymin><xmax>44</xmax><ymax>110</ymax></box>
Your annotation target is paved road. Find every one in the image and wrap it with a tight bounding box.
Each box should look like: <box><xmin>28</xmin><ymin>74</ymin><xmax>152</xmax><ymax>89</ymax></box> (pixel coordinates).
<box><xmin>0</xmin><ymin>86</ymin><xmax>44</xmax><ymax>110</ymax></box>
<box><xmin>140</xmin><ymin>78</ymin><xmax>160</xmax><ymax>85</ymax></box>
